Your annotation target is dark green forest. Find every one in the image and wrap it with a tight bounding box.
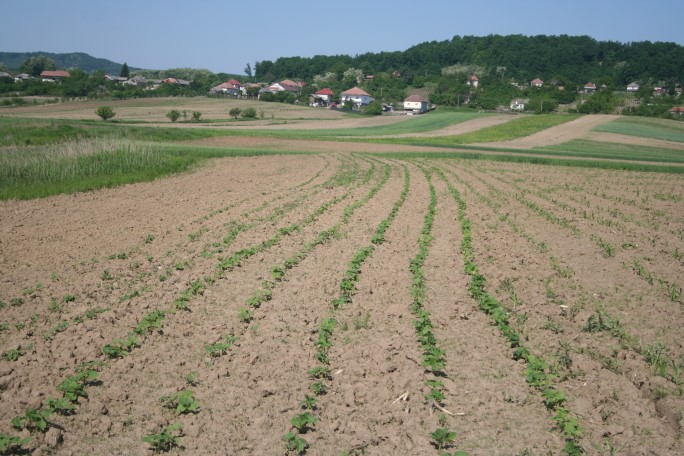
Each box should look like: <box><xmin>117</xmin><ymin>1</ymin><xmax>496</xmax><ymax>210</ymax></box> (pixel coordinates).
<box><xmin>255</xmin><ymin>34</ymin><xmax>684</xmax><ymax>87</ymax></box>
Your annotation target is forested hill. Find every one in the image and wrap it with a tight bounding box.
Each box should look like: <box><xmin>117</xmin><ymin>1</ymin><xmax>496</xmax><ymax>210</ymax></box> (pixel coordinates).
<box><xmin>254</xmin><ymin>35</ymin><xmax>684</xmax><ymax>85</ymax></box>
<box><xmin>0</xmin><ymin>51</ymin><xmax>139</xmax><ymax>74</ymax></box>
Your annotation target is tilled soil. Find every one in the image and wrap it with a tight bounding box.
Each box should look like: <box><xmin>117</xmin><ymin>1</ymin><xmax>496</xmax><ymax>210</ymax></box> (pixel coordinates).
<box><xmin>1</xmin><ymin>149</ymin><xmax>682</xmax><ymax>455</ymax></box>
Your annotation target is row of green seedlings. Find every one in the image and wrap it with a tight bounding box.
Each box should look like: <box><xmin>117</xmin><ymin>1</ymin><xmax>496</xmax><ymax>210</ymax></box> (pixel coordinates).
<box><xmin>216</xmin><ymin>159</ymin><xmax>377</xmax><ymax>273</ymax></box>
<box><xmin>143</xmin><ymin>383</ymin><xmax>202</xmax><ymax>452</ymax></box>
<box><xmin>441</xmin><ymin>162</ymin><xmax>684</xmax><ymax>393</ymax></box>
<box><xmin>520</xmin><ymin>177</ymin><xmax>629</xmax><ymax>232</ymax></box>
<box><xmin>284</xmin><ymin>164</ymin><xmax>410</xmax><ymax>455</ymax></box>
<box><xmin>0</xmin><ymin>160</ymin><xmax>369</xmax><ymax>451</ymax></box>
<box><xmin>436</xmin><ymin>163</ymin><xmax>550</xmax><ymax>255</ymax></box>
<box><xmin>3</xmin><ymin>360</ymin><xmax>105</xmax><ymax>451</ymax></box>
<box><xmin>583</xmin><ymin>304</ymin><xmax>684</xmax><ymax>390</ymax></box>
<box><xmin>239</xmin><ymin>162</ymin><xmax>392</xmax><ymax>325</ymax></box>
<box><xmin>630</xmin><ymin>259</ymin><xmax>682</xmax><ymax>302</ymax></box>
<box><xmin>467</xmin><ymin>166</ymin><xmax>618</xmax><ymax>258</ymax></box>
<box><xmin>436</xmin><ymin>168</ymin><xmax>584</xmax><ymax>456</ymax></box>
<box><xmin>122</xmin><ymin>158</ymin><xmax>380</xmax><ymax>451</ymax></box>
<box><xmin>407</xmin><ymin>168</ymin><xmax>464</xmax><ymax>454</ymax></box>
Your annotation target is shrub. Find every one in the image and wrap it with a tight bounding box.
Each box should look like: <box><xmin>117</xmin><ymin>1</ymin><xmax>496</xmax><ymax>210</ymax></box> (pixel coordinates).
<box><xmin>95</xmin><ymin>106</ymin><xmax>116</xmax><ymax>121</ymax></box>
<box><xmin>229</xmin><ymin>107</ymin><xmax>242</xmax><ymax>119</ymax></box>
<box><xmin>166</xmin><ymin>110</ymin><xmax>181</xmax><ymax>122</ymax></box>
<box><xmin>241</xmin><ymin>107</ymin><xmax>257</xmax><ymax>119</ymax></box>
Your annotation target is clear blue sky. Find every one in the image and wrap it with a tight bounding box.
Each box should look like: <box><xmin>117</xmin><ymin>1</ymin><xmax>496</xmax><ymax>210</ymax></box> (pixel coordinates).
<box><xmin>2</xmin><ymin>0</ymin><xmax>683</xmax><ymax>74</ymax></box>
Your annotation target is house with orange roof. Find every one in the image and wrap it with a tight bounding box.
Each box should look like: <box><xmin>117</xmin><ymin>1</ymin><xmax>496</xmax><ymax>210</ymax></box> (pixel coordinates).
<box><xmin>531</xmin><ymin>78</ymin><xmax>544</xmax><ymax>88</ymax></box>
<box><xmin>340</xmin><ymin>87</ymin><xmax>371</xmax><ymax>107</ymax></box>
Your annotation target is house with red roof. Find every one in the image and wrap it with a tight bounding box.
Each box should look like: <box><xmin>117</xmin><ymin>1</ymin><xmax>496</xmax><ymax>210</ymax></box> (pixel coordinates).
<box><xmin>668</xmin><ymin>106</ymin><xmax>684</xmax><ymax>116</ymax></box>
<box><xmin>467</xmin><ymin>74</ymin><xmax>479</xmax><ymax>88</ymax></box>
<box><xmin>40</xmin><ymin>70</ymin><xmax>70</xmax><ymax>82</ymax></box>
<box><xmin>583</xmin><ymin>82</ymin><xmax>596</xmax><ymax>94</ymax></box>
<box><xmin>531</xmin><ymin>78</ymin><xmax>544</xmax><ymax>88</ymax></box>
<box><xmin>340</xmin><ymin>87</ymin><xmax>371</xmax><ymax>107</ymax></box>
<box><xmin>311</xmin><ymin>88</ymin><xmax>334</xmax><ymax>107</ymax></box>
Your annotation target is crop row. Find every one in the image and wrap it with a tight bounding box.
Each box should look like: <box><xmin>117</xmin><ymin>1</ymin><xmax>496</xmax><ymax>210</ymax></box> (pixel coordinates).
<box><xmin>435</xmin><ymin>167</ymin><xmax>584</xmax><ymax>455</ymax></box>
<box><xmin>0</xmin><ymin>156</ymin><xmax>374</xmax><ymax>452</ymax></box>
<box><xmin>284</xmin><ymin>164</ymin><xmax>410</xmax><ymax>454</ymax></box>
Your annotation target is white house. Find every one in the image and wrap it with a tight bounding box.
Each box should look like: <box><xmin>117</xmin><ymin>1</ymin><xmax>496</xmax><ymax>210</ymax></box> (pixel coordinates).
<box><xmin>468</xmin><ymin>74</ymin><xmax>479</xmax><ymax>88</ymax></box>
<box><xmin>626</xmin><ymin>82</ymin><xmax>640</xmax><ymax>92</ymax></box>
<box><xmin>510</xmin><ymin>99</ymin><xmax>526</xmax><ymax>111</ymax></box>
<box><xmin>311</xmin><ymin>88</ymin><xmax>334</xmax><ymax>107</ymax></box>
<box><xmin>340</xmin><ymin>87</ymin><xmax>371</xmax><ymax>107</ymax></box>
<box><xmin>404</xmin><ymin>94</ymin><xmax>429</xmax><ymax>113</ymax></box>
<box><xmin>531</xmin><ymin>78</ymin><xmax>544</xmax><ymax>88</ymax></box>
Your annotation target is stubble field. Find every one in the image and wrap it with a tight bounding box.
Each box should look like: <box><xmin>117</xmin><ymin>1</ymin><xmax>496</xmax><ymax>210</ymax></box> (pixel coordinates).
<box><xmin>1</xmin><ymin>99</ymin><xmax>683</xmax><ymax>455</ymax></box>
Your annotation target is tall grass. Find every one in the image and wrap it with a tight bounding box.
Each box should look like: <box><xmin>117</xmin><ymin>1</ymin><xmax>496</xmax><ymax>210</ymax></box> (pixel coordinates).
<box><xmin>0</xmin><ymin>137</ymin><xmax>314</xmax><ymax>200</ymax></box>
<box><xmin>0</xmin><ymin>137</ymin><xmax>195</xmax><ymax>200</ymax></box>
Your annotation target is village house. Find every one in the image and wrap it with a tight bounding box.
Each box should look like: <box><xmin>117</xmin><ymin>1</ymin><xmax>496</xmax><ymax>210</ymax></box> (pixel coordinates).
<box><xmin>40</xmin><ymin>70</ymin><xmax>70</xmax><ymax>82</ymax></box>
<box><xmin>210</xmin><ymin>79</ymin><xmax>242</xmax><ymax>96</ymax></box>
<box><xmin>583</xmin><ymin>82</ymin><xmax>596</xmax><ymax>94</ymax></box>
<box><xmin>403</xmin><ymin>94</ymin><xmax>429</xmax><ymax>113</ymax></box>
<box><xmin>467</xmin><ymin>74</ymin><xmax>479</xmax><ymax>88</ymax></box>
<box><xmin>626</xmin><ymin>82</ymin><xmax>640</xmax><ymax>92</ymax></box>
<box><xmin>340</xmin><ymin>87</ymin><xmax>371</xmax><ymax>107</ymax></box>
<box><xmin>510</xmin><ymin>99</ymin><xmax>526</xmax><ymax>111</ymax></box>
<box><xmin>310</xmin><ymin>88</ymin><xmax>334</xmax><ymax>107</ymax></box>
<box><xmin>531</xmin><ymin>78</ymin><xmax>544</xmax><ymax>88</ymax></box>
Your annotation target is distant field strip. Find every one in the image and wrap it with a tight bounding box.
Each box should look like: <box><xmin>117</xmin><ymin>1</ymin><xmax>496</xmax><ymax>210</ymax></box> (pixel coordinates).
<box><xmin>594</xmin><ymin>117</ymin><xmax>684</xmax><ymax>142</ymax></box>
<box><xmin>535</xmin><ymin>140</ymin><xmax>684</xmax><ymax>163</ymax></box>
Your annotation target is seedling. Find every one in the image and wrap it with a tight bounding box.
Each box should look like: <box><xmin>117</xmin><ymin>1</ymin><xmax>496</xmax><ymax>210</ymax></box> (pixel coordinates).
<box><xmin>237</xmin><ymin>308</ymin><xmax>253</xmax><ymax>323</ymax></box>
<box><xmin>430</xmin><ymin>427</ymin><xmax>457</xmax><ymax>450</ymax></box>
<box><xmin>270</xmin><ymin>266</ymin><xmax>285</xmax><ymax>281</ymax></box>
<box><xmin>300</xmin><ymin>395</ymin><xmax>317</xmax><ymax>410</ymax></box>
<box><xmin>103</xmin><ymin>334</ymin><xmax>139</xmax><ymax>358</ymax></box>
<box><xmin>143</xmin><ymin>422</ymin><xmax>182</xmax><ymax>452</ymax></box>
<box><xmin>204</xmin><ymin>335</ymin><xmax>237</xmax><ymax>357</ymax></box>
<box><xmin>101</xmin><ymin>269</ymin><xmax>113</xmax><ymax>280</ymax></box>
<box><xmin>311</xmin><ymin>381</ymin><xmax>326</xmax><ymax>396</ymax></box>
<box><xmin>44</xmin><ymin>396</ymin><xmax>77</xmax><ymax>415</ymax></box>
<box><xmin>290</xmin><ymin>412</ymin><xmax>317</xmax><ymax>433</ymax></box>
<box><xmin>308</xmin><ymin>366</ymin><xmax>331</xmax><ymax>380</ymax></box>
<box><xmin>282</xmin><ymin>432</ymin><xmax>308</xmax><ymax>454</ymax></box>
<box><xmin>160</xmin><ymin>390</ymin><xmax>199</xmax><ymax>415</ymax></box>
<box><xmin>62</xmin><ymin>294</ymin><xmax>76</xmax><ymax>303</ymax></box>
<box><xmin>134</xmin><ymin>310</ymin><xmax>165</xmax><ymax>335</ymax></box>
<box><xmin>12</xmin><ymin>407</ymin><xmax>52</xmax><ymax>432</ymax></box>
<box><xmin>186</xmin><ymin>371</ymin><xmax>199</xmax><ymax>386</ymax></box>
<box><xmin>0</xmin><ymin>434</ymin><xmax>31</xmax><ymax>453</ymax></box>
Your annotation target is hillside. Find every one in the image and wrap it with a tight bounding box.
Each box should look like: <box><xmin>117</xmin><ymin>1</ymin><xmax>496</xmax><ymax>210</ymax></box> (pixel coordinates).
<box><xmin>0</xmin><ymin>51</ymin><xmax>140</xmax><ymax>74</ymax></box>
<box><xmin>255</xmin><ymin>34</ymin><xmax>684</xmax><ymax>86</ymax></box>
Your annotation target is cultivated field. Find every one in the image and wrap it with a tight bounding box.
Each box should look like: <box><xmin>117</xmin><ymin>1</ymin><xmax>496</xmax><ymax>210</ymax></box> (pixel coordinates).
<box><xmin>1</xmin><ymin>98</ymin><xmax>683</xmax><ymax>455</ymax></box>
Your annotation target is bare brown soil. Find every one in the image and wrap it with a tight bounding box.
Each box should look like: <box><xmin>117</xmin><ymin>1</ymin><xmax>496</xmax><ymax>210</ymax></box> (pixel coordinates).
<box><xmin>1</xmin><ymin>102</ymin><xmax>684</xmax><ymax>454</ymax></box>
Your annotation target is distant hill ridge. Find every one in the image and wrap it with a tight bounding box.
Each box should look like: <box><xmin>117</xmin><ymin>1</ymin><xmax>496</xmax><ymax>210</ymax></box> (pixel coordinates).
<box><xmin>0</xmin><ymin>51</ymin><xmax>141</xmax><ymax>74</ymax></box>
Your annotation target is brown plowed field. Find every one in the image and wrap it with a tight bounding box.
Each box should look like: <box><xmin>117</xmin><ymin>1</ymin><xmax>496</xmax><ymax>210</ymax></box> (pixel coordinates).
<box><xmin>1</xmin><ymin>103</ymin><xmax>683</xmax><ymax>455</ymax></box>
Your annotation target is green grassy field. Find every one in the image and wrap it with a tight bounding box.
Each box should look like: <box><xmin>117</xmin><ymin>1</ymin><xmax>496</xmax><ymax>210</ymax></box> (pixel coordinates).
<box><xmin>594</xmin><ymin>117</ymin><xmax>684</xmax><ymax>142</ymax></box>
<box><xmin>373</xmin><ymin>114</ymin><xmax>579</xmax><ymax>147</ymax></box>
<box><xmin>534</xmin><ymin>139</ymin><xmax>684</xmax><ymax>163</ymax></box>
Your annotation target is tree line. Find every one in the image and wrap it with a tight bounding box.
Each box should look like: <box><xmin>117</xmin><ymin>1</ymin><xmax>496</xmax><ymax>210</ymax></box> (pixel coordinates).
<box><xmin>255</xmin><ymin>34</ymin><xmax>684</xmax><ymax>88</ymax></box>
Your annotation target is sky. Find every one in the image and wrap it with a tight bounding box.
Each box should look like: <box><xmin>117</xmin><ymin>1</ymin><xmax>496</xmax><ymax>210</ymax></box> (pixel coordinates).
<box><xmin>2</xmin><ymin>0</ymin><xmax>684</xmax><ymax>75</ymax></box>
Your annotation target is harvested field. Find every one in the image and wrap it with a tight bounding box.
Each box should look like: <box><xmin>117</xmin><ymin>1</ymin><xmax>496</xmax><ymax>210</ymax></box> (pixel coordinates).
<box><xmin>1</xmin><ymin>149</ymin><xmax>683</xmax><ymax>455</ymax></box>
